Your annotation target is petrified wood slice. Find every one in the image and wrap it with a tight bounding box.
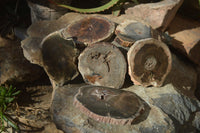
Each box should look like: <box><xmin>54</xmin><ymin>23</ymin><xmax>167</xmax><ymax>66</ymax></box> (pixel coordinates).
<box><xmin>115</xmin><ymin>20</ymin><xmax>156</xmax><ymax>47</ymax></box>
<box><xmin>41</xmin><ymin>31</ymin><xmax>79</xmax><ymax>87</ymax></box>
<box><xmin>60</xmin><ymin>16</ymin><xmax>115</xmax><ymax>45</ymax></box>
<box><xmin>127</xmin><ymin>38</ymin><xmax>172</xmax><ymax>87</ymax></box>
<box><xmin>78</xmin><ymin>42</ymin><xmax>127</xmax><ymax>89</ymax></box>
<box><xmin>74</xmin><ymin>85</ymin><xmax>145</xmax><ymax>125</ymax></box>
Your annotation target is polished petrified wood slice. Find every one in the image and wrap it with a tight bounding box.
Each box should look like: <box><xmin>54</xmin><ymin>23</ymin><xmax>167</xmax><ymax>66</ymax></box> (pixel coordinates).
<box><xmin>78</xmin><ymin>42</ymin><xmax>127</xmax><ymax>89</ymax></box>
<box><xmin>74</xmin><ymin>85</ymin><xmax>145</xmax><ymax>125</ymax></box>
<box><xmin>115</xmin><ymin>20</ymin><xmax>157</xmax><ymax>47</ymax></box>
<box><xmin>41</xmin><ymin>31</ymin><xmax>79</xmax><ymax>87</ymax></box>
<box><xmin>127</xmin><ymin>38</ymin><xmax>172</xmax><ymax>87</ymax></box>
<box><xmin>60</xmin><ymin>16</ymin><xmax>115</xmax><ymax>45</ymax></box>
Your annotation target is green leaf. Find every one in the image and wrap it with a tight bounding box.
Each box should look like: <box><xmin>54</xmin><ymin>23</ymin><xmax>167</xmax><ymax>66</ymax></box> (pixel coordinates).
<box><xmin>11</xmin><ymin>90</ymin><xmax>20</xmax><ymax>96</ymax></box>
<box><xmin>2</xmin><ymin>115</ymin><xmax>19</xmax><ymax>131</ymax></box>
<box><xmin>5</xmin><ymin>97</ymin><xmax>14</xmax><ymax>103</ymax></box>
<box><xmin>0</xmin><ymin>88</ymin><xmax>6</xmax><ymax>96</ymax></box>
<box><xmin>0</xmin><ymin>85</ymin><xmax>20</xmax><ymax>132</ymax></box>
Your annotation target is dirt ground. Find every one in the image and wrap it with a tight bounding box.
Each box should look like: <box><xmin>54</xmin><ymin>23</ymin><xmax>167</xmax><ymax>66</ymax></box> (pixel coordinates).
<box><xmin>4</xmin><ymin>74</ymin><xmax>63</xmax><ymax>133</ymax></box>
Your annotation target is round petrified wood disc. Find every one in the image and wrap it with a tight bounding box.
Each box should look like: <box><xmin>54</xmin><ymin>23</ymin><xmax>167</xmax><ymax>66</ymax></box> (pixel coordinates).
<box><xmin>115</xmin><ymin>20</ymin><xmax>154</xmax><ymax>47</ymax></box>
<box><xmin>41</xmin><ymin>31</ymin><xmax>79</xmax><ymax>86</ymax></box>
<box><xmin>74</xmin><ymin>85</ymin><xmax>145</xmax><ymax>125</ymax></box>
<box><xmin>78</xmin><ymin>42</ymin><xmax>127</xmax><ymax>89</ymax></box>
<box><xmin>61</xmin><ymin>16</ymin><xmax>115</xmax><ymax>45</ymax></box>
<box><xmin>127</xmin><ymin>38</ymin><xmax>172</xmax><ymax>87</ymax></box>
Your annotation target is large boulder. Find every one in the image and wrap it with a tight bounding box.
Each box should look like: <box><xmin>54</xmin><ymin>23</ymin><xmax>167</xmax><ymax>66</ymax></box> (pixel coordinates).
<box><xmin>51</xmin><ymin>83</ymin><xmax>200</xmax><ymax>133</ymax></box>
<box><xmin>51</xmin><ymin>84</ymin><xmax>175</xmax><ymax>133</ymax></box>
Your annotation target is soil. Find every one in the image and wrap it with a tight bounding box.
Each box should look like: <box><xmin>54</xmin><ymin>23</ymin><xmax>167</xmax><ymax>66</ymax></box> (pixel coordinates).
<box><xmin>4</xmin><ymin>74</ymin><xmax>63</xmax><ymax>133</ymax></box>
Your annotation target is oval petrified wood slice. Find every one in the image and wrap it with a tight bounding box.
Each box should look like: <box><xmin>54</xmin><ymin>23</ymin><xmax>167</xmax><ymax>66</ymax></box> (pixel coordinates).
<box><xmin>127</xmin><ymin>38</ymin><xmax>172</xmax><ymax>87</ymax></box>
<box><xmin>61</xmin><ymin>16</ymin><xmax>115</xmax><ymax>45</ymax></box>
<box><xmin>78</xmin><ymin>42</ymin><xmax>127</xmax><ymax>89</ymax></box>
<box><xmin>74</xmin><ymin>85</ymin><xmax>145</xmax><ymax>125</ymax></box>
<box><xmin>41</xmin><ymin>31</ymin><xmax>79</xmax><ymax>87</ymax></box>
<box><xmin>115</xmin><ymin>20</ymin><xmax>155</xmax><ymax>47</ymax></box>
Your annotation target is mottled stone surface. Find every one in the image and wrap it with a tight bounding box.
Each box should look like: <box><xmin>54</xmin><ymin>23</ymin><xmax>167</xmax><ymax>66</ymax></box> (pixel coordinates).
<box><xmin>126</xmin><ymin>0</ymin><xmax>184</xmax><ymax>30</ymax></box>
<box><xmin>0</xmin><ymin>37</ymin><xmax>43</xmax><ymax>84</ymax></box>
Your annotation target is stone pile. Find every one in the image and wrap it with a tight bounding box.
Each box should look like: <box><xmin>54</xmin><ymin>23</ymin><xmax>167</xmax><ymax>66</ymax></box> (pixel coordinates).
<box><xmin>16</xmin><ymin>0</ymin><xmax>200</xmax><ymax>132</ymax></box>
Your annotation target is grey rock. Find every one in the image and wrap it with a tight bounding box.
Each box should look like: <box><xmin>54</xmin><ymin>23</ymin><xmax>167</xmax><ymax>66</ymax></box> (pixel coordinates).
<box><xmin>127</xmin><ymin>84</ymin><xmax>200</xmax><ymax>132</ymax></box>
<box><xmin>51</xmin><ymin>84</ymin><xmax>175</xmax><ymax>133</ymax></box>
<box><xmin>153</xmin><ymin>93</ymin><xmax>199</xmax><ymax>124</ymax></box>
<box><xmin>192</xmin><ymin>111</ymin><xmax>200</xmax><ymax>131</ymax></box>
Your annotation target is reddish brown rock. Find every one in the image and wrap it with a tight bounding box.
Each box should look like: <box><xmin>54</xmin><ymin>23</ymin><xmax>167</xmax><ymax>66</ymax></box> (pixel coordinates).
<box><xmin>74</xmin><ymin>85</ymin><xmax>145</xmax><ymax>125</ymax></box>
<box><xmin>168</xmin><ymin>15</ymin><xmax>200</xmax><ymax>66</ymax></box>
<box><xmin>125</xmin><ymin>0</ymin><xmax>184</xmax><ymax>31</ymax></box>
<box><xmin>61</xmin><ymin>16</ymin><xmax>115</xmax><ymax>45</ymax></box>
<box><xmin>127</xmin><ymin>38</ymin><xmax>172</xmax><ymax>87</ymax></box>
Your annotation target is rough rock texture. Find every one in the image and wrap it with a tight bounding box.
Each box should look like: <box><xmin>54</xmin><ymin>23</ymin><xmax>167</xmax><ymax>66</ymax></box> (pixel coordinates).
<box><xmin>51</xmin><ymin>84</ymin><xmax>178</xmax><ymax>133</ymax></box>
<box><xmin>125</xmin><ymin>0</ymin><xmax>184</xmax><ymax>30</ymax></box>
<box><xmin>168</xmin><ymin>14</ymin><xmax>200</xmax><ymax>66</ymax></box>
<box><xmin>128</xmin><ymin>84</ymin><xmax>200</xmax><ymax>133</ymax></box>
<box><xmin>0</xmin><ymin>37</ymin><xmax>43</xmax><ymax>84</ymax></box>
<box><xmin>51</xmin><ymin>83</ymin><xmax>200</xmax><ymax>133</ymax></box>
